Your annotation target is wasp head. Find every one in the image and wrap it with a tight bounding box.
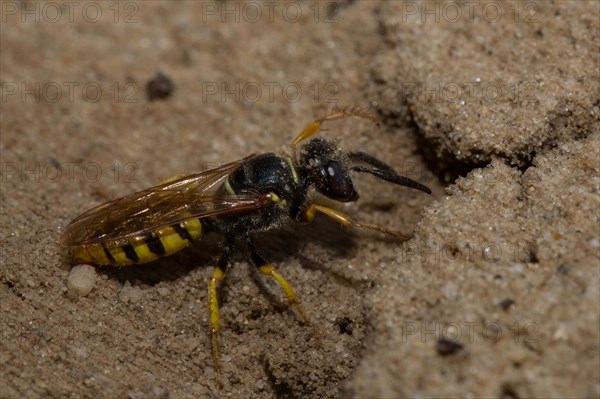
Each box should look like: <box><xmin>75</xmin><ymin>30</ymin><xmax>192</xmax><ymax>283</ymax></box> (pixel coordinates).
<box><xmin>299</xmin><ymin>137</ymin><xmax>432</xmax><ymax>203</ymax></box>
<box><xmin>299</xmin><ymin>138</ymin><xmax>359</xmax><ymax>202</ymax></box>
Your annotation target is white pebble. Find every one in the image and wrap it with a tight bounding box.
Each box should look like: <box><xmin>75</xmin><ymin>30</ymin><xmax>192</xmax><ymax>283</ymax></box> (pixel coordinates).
<box><xmin>67</xmin><ymin>265</ymin><xmax>97</xmax><ymax>297</ymax></box>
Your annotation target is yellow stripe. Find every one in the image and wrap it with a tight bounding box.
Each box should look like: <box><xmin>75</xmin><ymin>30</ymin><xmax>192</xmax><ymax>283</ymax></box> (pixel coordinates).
<box><xmin>129</xmin><ymin>236</ymin><xmax>160</xmax><ymax>263</ymax></box>
<box><xmin>157</xmin><ymin>220</ymin><xmax>202</xmax><ymax>256</ymax></box>
<box><xmin>107</xmin><ymin>245</ymin><xmax>130</xmax><ymax>265</ymax></box>
<box><xmin>183</xmin><ymin>219</ymin><xmax>202</xmax><ymax>240</ymax></box>
<box><xmin>158</xmin><ymin>226</ymin><xmax>188</xmax><ymax>255</ymax></box>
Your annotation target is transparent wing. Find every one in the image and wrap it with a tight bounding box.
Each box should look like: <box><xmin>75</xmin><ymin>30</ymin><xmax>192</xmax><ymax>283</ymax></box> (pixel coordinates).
<box><xmin>60</xmin><ymin>155</ymin><xmax>270</xmax><ymax>245</ymax></box>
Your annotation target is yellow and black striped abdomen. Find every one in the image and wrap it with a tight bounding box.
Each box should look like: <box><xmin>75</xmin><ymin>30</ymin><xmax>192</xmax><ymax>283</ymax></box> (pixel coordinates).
<box><xmin>73</xmin><ymin>219</ymin><xmax>203</xmax><ymax>266</ymax></box>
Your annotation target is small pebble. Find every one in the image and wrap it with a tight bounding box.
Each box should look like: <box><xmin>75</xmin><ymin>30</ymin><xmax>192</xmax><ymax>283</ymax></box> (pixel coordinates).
<box><xmin>435</xmin><ymin>338</ymin><xmax>464</xmax><ymax>356</ymax></box>
<box><xmin>146</xmin><ymin>72</ymin><xmax>175</xmax><ymax>101</ymax></box>
<box><xmin>335</xmin><ymin>317</ymin><xmax>353</xmax><ymax>335</ymax></box>
<box><xmin>67</xmin><ymin>265</ymin><xmax>97</xmax><ymax>297</ymax></box>
<box><xmin>499</xmin><ymin>298</ymin><xmax>516</xmax><ymax>311</ymax></box>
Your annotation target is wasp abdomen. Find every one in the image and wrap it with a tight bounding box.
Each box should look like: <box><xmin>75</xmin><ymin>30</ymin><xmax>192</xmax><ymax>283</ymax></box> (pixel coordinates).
<box><xmin>73</xmin><ymin>219</ymin><xmax>203</xmax><ymax>266</ymax></box>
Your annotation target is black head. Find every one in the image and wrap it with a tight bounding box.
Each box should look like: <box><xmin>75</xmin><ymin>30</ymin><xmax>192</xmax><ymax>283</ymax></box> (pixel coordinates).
<box><xmin>299</xmin><ymin>138</ymin><xmax>432</xmax><ymax>202</ymax></box>
<box><xmin>299</xmin><ymin>138</ymin><xmax>358</xmax><ymax>202</ymax></box>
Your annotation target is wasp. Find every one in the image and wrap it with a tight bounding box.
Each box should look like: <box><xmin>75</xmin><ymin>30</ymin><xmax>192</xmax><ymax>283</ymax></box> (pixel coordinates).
<box><xmin>60</xmin><ymin>106</ymin><xmax>431</xmax><ymax>376</ymax></box>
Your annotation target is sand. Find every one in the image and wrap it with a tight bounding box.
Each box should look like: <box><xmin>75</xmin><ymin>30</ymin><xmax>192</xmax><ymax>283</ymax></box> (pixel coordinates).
<box><xmin>1</xmin><ymin>1</ymin><xmax>598</xmax><ymax>398</ymax></box>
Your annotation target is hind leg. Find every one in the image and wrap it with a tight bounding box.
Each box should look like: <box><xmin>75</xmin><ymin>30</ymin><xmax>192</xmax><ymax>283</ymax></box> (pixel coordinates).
<box><xmin>208</xmin><ymin>236</ymin><xmax>234</xmax><ymax>377</ymax></box>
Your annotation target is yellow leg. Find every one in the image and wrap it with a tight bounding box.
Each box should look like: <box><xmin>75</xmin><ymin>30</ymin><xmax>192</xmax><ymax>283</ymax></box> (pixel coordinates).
<box><xmin>303</xmin><ymin>204</ymin><xmax>411</xmax><ymax>241</ymax></box>
<box><xmin>291</xmin><ymin>105</ymin><xmax>379</xmax><ymax>152</ymax></box>
<box><xmin>258</xmin><ymin>264</ymin><xmax>309</xmax><ymax>325</ymax></box>
<box><xmin>209</xmin><ymin>267</ymin><xmax>225</xmax><ymax>376</ymax></box>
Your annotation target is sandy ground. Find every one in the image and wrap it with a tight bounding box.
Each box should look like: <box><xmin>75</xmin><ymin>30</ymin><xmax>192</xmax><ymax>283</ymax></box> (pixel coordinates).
<box><xmin>1</xmin><ymin>1</ymin><xmax>598</xmax><ymax>398</ymax></box>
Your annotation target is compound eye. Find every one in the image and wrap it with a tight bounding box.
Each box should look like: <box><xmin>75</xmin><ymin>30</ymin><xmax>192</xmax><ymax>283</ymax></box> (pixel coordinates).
<box><xmin>317</xmin><ymin>161</ymin><xmax>358</xmax><ymax>202</ymax></box>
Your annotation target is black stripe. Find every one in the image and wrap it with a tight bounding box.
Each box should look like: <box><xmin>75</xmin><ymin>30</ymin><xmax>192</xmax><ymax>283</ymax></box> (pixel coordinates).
<box><xmin>122</xmin><ymin>243</ymin><xmax>139</xmax><ymax>262</ymax></box>
<box><xmin>101</xmin><ymin>243</ymin><xmax>116</xmax><ymax>263</ymax></box>
<box><xmin>173</xmin><ymin>223</ymin><xmax>193</xmax><ymax>241</ymax></box>
<box><xmin>200</xmin><ymin>218</ymin><xmax>215</xmax><ymax>231</ymax></box>
<box><xmin>145</xmin><ymin>233</ymin><xmax>166</xmax><ymax>256</ymax></box>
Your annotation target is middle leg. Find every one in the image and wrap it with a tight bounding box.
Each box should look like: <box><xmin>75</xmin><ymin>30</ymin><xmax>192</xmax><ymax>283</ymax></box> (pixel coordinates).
<box><xmin>245</xmin><ymin>235</ymin><xmax>310</xmax><ymax>325</ymax></box>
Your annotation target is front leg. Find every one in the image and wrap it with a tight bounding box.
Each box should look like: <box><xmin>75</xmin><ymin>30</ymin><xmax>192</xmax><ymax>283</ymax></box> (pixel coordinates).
<box><xmin>300</xmin><ymin>203</ymin><xmax>412</xmax><ymax>241</ymax></box>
